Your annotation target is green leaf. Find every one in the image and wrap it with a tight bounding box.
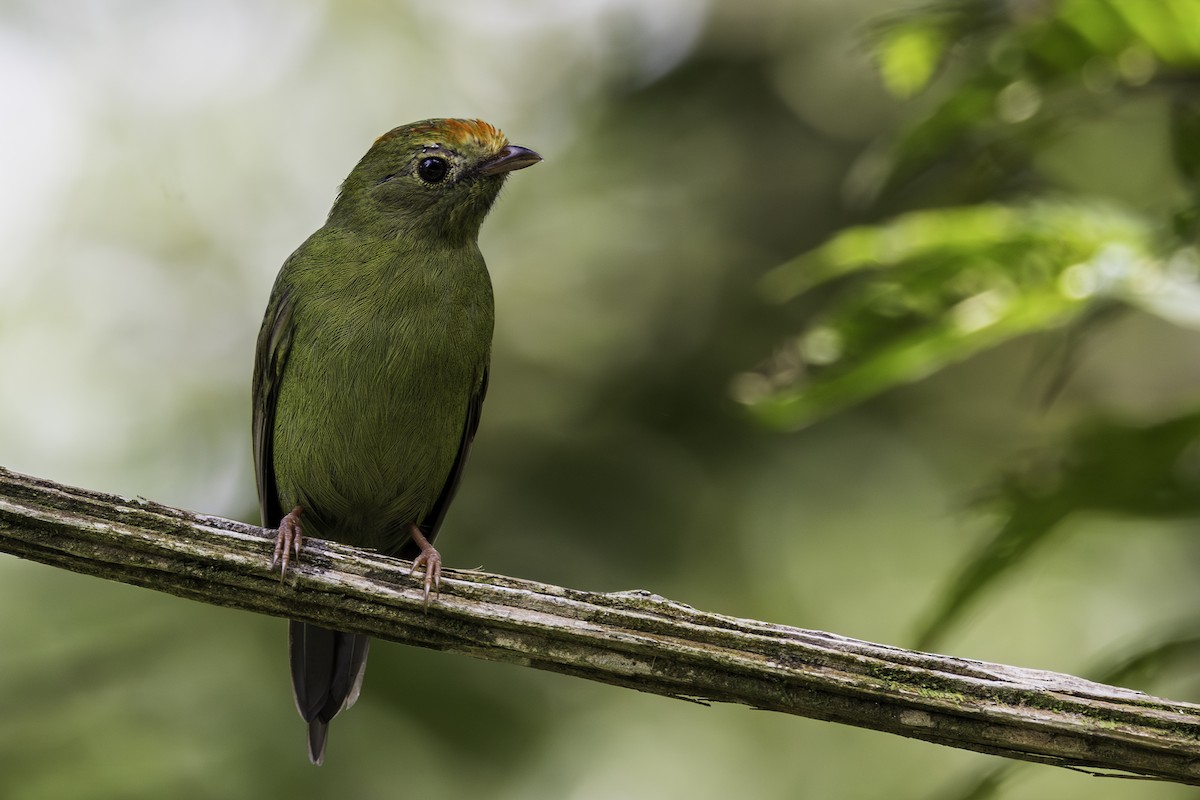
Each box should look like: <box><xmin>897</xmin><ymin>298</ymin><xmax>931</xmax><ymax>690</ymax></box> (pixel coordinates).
<box><xmin>745</xmin><ymin>202</ymin><xmax>1157</xmax><ymax>430</ymax></box>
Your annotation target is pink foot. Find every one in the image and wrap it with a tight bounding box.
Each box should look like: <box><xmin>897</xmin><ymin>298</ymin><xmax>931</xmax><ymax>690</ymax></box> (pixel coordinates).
<box><xmin>272</xmin><ymin>505</ymin><xmax>304</xmax><ymax>578</ymax></box>
<box><xmin>407</xmin><ymin>523</ymin><xmax>442</xmax><ymax>606</ymax></box>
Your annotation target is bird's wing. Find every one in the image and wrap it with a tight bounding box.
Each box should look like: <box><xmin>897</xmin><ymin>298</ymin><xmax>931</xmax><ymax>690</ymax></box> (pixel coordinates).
<box><xmin>252</xmin><ymin>279</ymin><xmax>296</xmax><ymax>528</ymax></box>
<box><xmin>417</xmin><ymin>366</ymin><xmax>490</xmax><ymax>544</ymax></box>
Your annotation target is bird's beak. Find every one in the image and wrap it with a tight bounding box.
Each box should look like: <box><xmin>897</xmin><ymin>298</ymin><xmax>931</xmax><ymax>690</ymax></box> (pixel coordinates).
<box><xmin>478</xmin><ymin>145</ymin><xmax>542</xmax><ymax>176</ymax></box>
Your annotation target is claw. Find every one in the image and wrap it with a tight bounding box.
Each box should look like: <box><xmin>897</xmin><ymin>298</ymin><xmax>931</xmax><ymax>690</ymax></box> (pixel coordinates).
<box><xmin>407</xmin><ymin>523</ymin><xmax>442</xmax><ymax>607</ymax></box>
<box><xmin>410</xmin><ymin>550</ymin><xmax>442</xmax><ymax>606</ymax></box>
<box><xmin>272</xmin><ymin>506</ymin><xmax>304</xmax><ymax>581</ymax></box>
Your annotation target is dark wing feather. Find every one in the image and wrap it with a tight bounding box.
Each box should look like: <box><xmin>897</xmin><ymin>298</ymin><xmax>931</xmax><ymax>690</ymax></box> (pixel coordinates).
<box><xmin>412</xmin><ymin>366</ymin><xmax>490</xmax><ymax>551</ymax></box>
<box><xmin>252</xmin><ymin>281</ymin><xmax>295</xmax><ymax>528</ymax></box>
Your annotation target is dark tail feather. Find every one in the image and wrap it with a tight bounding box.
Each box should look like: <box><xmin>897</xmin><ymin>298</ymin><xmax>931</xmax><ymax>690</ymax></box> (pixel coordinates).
<box><xmin>288</xmin><ymin>621</ymin><xmax>371</xmax><ymax>765</ymax></box>
<box><xmin>307</xmin><ymin>719</ymin><xmax>329</xmax><ymax>766</ymax></box>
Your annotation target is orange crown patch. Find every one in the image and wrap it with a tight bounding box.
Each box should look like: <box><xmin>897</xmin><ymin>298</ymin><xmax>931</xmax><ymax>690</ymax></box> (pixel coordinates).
<box><xmin>375</xmin><ymin>118</ymin><xmax>509</xmax><ymax>153</ymax></box>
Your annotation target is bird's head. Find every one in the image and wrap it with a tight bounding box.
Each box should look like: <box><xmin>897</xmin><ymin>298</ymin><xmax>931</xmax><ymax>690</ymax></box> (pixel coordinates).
<box><xmin>329</xmin><ymin>118</ymin><xmax>541</xmax><ymax>243</ymax></box>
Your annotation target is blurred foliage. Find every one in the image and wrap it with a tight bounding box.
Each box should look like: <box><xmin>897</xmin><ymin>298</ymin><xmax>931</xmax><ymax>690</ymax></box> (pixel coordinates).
<box><xmin>737</xmin><ymin>1</ymin><xmax>1200</xmax><ymax>793</ymax></box>
<box><xmin>750</xmin><ymin>201</ymin><xmax>1164</xmax><ymax>429</ymax></box>
<box><xmin>2</xmin><ymin>1</ymin><xmax>1200</xmax><ymax>799</ymax></box>
<box><xmin>864</xmin><ymin>0</ymin><xmax>1200</xmax><ymax>202</ymax></box>
<box><xmin>917</xmin><ymin>409</ymin><xmax>1200</xmax><ymax>648</ymax></box>
<box><xmin>746</xmin><ymin>0</ymin><xmax>1200</xmax><ymax>429</ymax></box>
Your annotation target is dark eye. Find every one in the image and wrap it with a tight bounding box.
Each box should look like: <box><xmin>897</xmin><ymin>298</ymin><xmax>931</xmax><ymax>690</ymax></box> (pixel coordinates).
<box><xmin>418</xmin><ymin>157</ymin><xmax>449</xmax><ymax>183</ymax></box>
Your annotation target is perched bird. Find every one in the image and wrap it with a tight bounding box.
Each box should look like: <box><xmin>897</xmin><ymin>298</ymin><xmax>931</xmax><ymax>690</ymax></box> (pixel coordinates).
<box><xmin>252</xmin><ymin>118</ymin><xmax>540</xmax><ymax>764</ymax></box>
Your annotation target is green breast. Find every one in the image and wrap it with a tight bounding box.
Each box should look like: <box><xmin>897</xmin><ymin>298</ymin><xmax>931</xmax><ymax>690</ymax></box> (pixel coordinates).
<box><xmin>270</xmin><ymin>236</ymin><xmax>493</xmax><ymax>552</ymax></box>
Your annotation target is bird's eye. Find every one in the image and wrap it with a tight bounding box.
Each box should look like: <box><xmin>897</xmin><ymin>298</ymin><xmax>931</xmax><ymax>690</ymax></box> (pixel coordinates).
<box><xmin>417</xmin><ymin>157</ymin><xmax>449</xmax><ymax>184</ymax></box>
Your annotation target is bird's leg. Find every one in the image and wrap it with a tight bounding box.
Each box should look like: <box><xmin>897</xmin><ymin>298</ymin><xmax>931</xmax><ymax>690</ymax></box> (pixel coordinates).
<box><xmin>407</xmin><ymin>523</ymin><xmax>442</xmax><ymax>605</ymax></box>
<box><xmin>272</xmin><ymin>505</ymin><xmax>304</xmax><ymax>578</ymax></box>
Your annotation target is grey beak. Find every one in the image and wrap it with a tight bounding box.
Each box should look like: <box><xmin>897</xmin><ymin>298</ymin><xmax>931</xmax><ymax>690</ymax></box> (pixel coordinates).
<box><xmin>478</xmin><ymin>145</ymin><xmax>543</xmax><ymax>176</ymax></box>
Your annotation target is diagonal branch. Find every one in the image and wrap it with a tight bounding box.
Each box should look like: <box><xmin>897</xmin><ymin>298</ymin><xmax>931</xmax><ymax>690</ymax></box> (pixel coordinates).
<box><xmin>1</xmin><ymin>465</ymin><xmax>1198</xmax><ymax>784</ymax></box>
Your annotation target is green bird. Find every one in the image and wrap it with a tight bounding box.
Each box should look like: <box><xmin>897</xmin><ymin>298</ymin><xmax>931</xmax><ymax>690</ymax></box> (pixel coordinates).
<box><xmin>252</xmin><ymin>118</ymin><xmax>540</xmax><ymax>764</ymax></box>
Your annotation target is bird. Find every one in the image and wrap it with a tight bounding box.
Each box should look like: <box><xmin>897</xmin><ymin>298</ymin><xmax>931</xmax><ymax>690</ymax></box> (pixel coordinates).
<box><xmin>252</xmin><ymin>118</ymin><xmax>540</xmax><ymax>764</ymax></box>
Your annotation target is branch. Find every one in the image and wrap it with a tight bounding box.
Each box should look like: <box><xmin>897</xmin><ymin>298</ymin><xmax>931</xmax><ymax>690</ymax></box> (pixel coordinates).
<box><xmin>1</xmin><ymin>466</ymin><xmax>1198</xmax><ymax>785</ymax></box>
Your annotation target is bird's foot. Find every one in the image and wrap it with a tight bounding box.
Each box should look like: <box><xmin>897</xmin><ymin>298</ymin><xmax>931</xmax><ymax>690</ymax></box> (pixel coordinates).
<box><xmin>407</xmin><ymin>524</ymin><xmax>442</xmax><ymax>607</ymax></box>
<box><xmin>272</xmin><ymin>505</ymin><xmax>304</xmax><ymax>579</ymax></box>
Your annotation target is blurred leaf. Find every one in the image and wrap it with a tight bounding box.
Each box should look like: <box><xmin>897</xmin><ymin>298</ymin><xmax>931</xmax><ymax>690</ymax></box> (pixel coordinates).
<box><xmin>861</xmin><ymin>0</ymin><xmax>1200</xmax><ymax>201</ymax></box>
<box><xmin>1097</xmin><ymin>627</ymin><xmax>1200</xmax><ymax>689</ymax></box>
<box><xmin>1123</xmin><ymin>247</ymin><xmax>1200</xmax><ymax>329</ymax></box>
<box><xmin>1170</xmin><ymin>97</ymin><xmax>1200</xmax><ymax>191</ymax></box>
<box><xmin>744</xmin><ymin>202</ymin><xmax>1162</xmax><ymax>430</ymax></box>
<box><xmin>930</xmin><ymin>764</ymin><xmax>1010</xmax><ymax>800</ymax></box>
<box><xmin>868</xmin><ymin>2</ymin><xmax>1008</xmax><ymax>99</ymax></box>
<box><xmin>1170</xmin><ymin>96</ymin><xmax>1200</xmax><ymax>242</ymax></box>
<box><xmin>875</xmin><ymin>25</ymin><xmax>944</xmax><ymax>98</ymax></box>
<box><xmin>872</xmin><ymin>17</ymin><xmax>952</xmax><ymax>98</ymax></box>
<box><xmin>915</xmin><ymin>410</ymin><xmax>1200</xmax><ymax>648</ymax></box>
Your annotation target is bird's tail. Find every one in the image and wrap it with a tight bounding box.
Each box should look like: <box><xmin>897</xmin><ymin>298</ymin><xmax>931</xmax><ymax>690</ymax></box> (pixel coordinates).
<box><xmin>307</xmin><ymin>719</ymin><xmax>330</xmax><ymax>766</ymax></box>
<box><xmin>288</xmin><ymin>620</ymin><xmax>371</xmax><ymax>765</ymax></box>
